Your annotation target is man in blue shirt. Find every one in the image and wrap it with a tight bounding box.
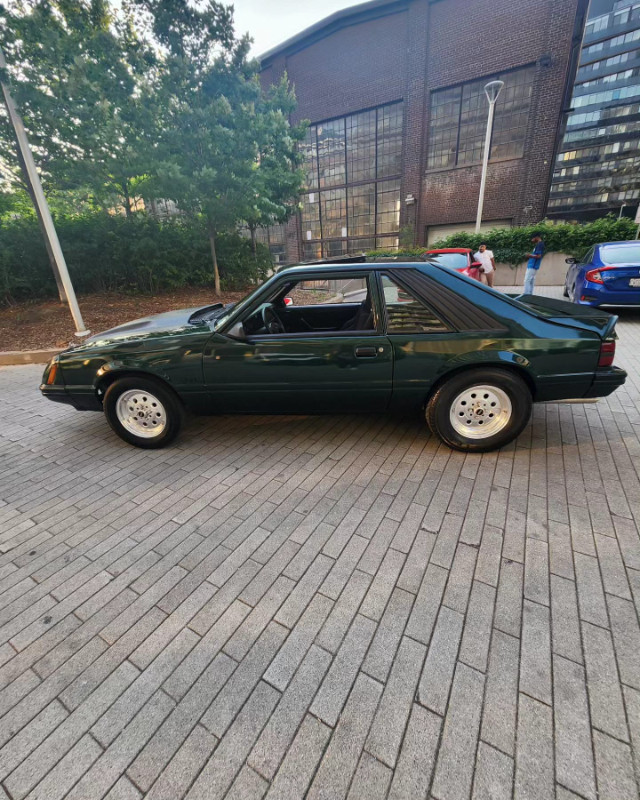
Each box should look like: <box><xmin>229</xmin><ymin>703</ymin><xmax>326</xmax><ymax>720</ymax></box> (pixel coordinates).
<box><xmin>523</xmin><ymin>233</ymin><xmax>545</xmax><ymax>295</ymax></box>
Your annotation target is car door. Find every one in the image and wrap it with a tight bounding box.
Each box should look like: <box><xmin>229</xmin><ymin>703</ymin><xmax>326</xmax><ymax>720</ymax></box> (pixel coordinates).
<box><xmin>202</xmin><ymin>271</ymin><xmax>393</xmax><ymax>414</ymax></box>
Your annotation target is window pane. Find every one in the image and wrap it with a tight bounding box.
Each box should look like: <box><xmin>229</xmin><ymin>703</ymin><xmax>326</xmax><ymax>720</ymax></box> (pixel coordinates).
<box><xmin>377</xmin><ymin>103</ymin><xmax>404</xmax><ymax>178</ymax></box>
<box><xmin>428</xmin><ymin>86</ymin><xmax>461</xmax><ymax>169</ymax></box>
<box><xmin>348</xmin><ymin>182</ymin><xmax>376</xmax><ymax>237</ymax></box>
<box><xmin>376</xmin><ymin>179</ymin><xmax>401</xmax><ymax>234</ymax></box>
<box><xmin>348</xmin><ymin>237</ymin><xmax>376</xmax><ymax>252</ymax></box>
<box><xmin>346</xmin><ymin>110</ymin><xmax>376</xmax><ymax>183</ymax></box>
<box><xmin>323</xmin><ymin>240</ymin><xmax>348</xmax><ymax>258</ymax></box>
<box><xmin>301</xmin><ymin>192</ymin><xmax>321</xmax><ymax>241</ymax></box>
<box><xmin>292</xmin><ymin>277</ymin><xmax>369</xmax><ymax>305</ymax></box>
<box><xmin>300</xmin><ymin>126</ymin><xmax>319</xmax><ymax>190</ymax></box>
<box><xmin>321</xmin><ymin>188</ymin><xmax>347</xmax><ymax>239</ymax></box>
<box><xmin>458</xmin><ymin>79</ymin><xmax>487</xmax><ymax>165</ymax></box>
<box><xmin>381</xmin><ymin>274</ymin><xmax>447</xmax><ymax>333</ymax></box>
<box><xmin>317</xmin><ymin>119</ymin><xmax>346</xmax><ymax>188</ymax></box>
<box><xmin>302</xmin><ymin>241</ymin><xmax>322</xmax><ymax>260</ymax></box>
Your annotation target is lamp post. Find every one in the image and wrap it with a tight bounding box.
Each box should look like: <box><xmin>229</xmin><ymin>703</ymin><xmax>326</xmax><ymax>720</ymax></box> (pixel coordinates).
<box><xmin>475</xmin><ymin>80</ymin><xmax>505</xmax><ymax>234</ymax></box>
<box><xmin>0</xmin><ymin>48</ymin><xmax>88</xmax><ymax>336</ymax></box>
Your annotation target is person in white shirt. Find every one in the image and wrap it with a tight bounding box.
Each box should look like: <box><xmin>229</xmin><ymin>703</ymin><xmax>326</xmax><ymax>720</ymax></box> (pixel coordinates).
<box><xmin>474</xmin><ymin>243</ymin><xmax>496</xmax><ymax>288</ymax></box>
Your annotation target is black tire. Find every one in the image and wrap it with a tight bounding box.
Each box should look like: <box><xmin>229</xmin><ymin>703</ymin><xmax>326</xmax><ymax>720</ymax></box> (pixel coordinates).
<box><xmin>563</xmin><ymin>280</ymin><xmax>569</xmax><ymax>297</ymax></box>
<box><xmin>103</xmin><ymin>376</ymin><xmax>184</xmax><ymax>449</ymax></box>
<box><xmin>426</xmin><ymin>368</ymin><xmax>532</xmax><ymax>453</ymax></box>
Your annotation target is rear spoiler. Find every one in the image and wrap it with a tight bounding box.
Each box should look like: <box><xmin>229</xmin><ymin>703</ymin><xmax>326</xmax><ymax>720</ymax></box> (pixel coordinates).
<box><xmin>508</xmin><ymin>294</ymin><xmax>618</xmax><ymax>339</ymax></box>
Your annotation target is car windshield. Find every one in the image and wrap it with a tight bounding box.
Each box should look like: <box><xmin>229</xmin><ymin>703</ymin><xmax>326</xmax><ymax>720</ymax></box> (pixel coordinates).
<box><xmin>428</xmin><ymin>253</ymin><xmax>469</xmax><ymax>269</ymax></box>
<box><xmin>212</xmin><ymin>281</ymin><xmax>267</xmax><ymax>329</ymax></box>
<box><xmin>600</xmin><ymin>244</ymin><xmax>640</xmax><ymax>264</ymax></box>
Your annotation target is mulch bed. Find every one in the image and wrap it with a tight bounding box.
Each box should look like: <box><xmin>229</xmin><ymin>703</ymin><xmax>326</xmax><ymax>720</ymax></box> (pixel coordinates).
<box><xmin>0</xmin><ymin>287</ymin><xmax>247</xmax><ymax>352</ymax></box>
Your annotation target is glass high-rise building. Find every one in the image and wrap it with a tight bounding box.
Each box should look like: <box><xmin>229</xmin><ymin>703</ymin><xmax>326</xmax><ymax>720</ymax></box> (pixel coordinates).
<box><xmin>549</xmin><ymin>0</ymin><xmax>640</xmax><ymax>220</ymax></box>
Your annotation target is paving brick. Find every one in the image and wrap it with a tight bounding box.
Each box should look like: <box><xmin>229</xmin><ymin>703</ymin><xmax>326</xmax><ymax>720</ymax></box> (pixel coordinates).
<box><xmin>417</xmin><ymin>605</ymin><xmax>463</xmax><ymax>715</ymax></box>
<box><xmin>64</xmin><ymin>689</ymin><xmax>175</xmax><ymax>800</ymax></box>
<box><xmin>475</xmin><ymin>525</ymin><xmax>503</xmax><ymax>588</ymax></box>
<box><xmin>575</xmin><ymin>553</ymin><xmax>609</xmax><ymax>628</ymax></box>
<box><xmin>593</xmin><ymin>731</ymin><xmax>638</xmax><ymax>800</ymax></box>
<box><xmin>265</xmin><ymin>714</ymin><xmax>331</xmax><ymax>800</ymax></box>
<box><xmin>481</xmin><ymin>630</ymin><xmax>519</xmax><ymax>757</ymax></box>
<box><xmin>493</xmin><ymin>558</ymin><xmax>523</xmax><ymax>638</ymax></box>
<box><xmin>550</xmin><ymin>574</ymin><xmax>583</xmax><ymax>665</ymax></box>
<box><xmin>22</xmin><ymin>733</ymin><xmax>103</xmax><ymax>800</ymax></box>
<box><xmin>607</xmin><ymin>594</ymin><xmax>640</xmax><ymax>690</ymax></box>
<box><xmin>520</xmin><ymin>599</ymin><xmax>552</xmax><ymax>705</ymax></box>
<box><xmin>472</xmin><ymin>742</ymin><xmax>514</xmax><ymax>800</ymax></box>
<box><xmin>144</xmin><ymin>724</ymin><xmax>218</xmax><ymax>800</ymax></box>
<box><xmin>263</xmin><ymin>593</ymin><xmax>332</xmax><ymax>692</ymax></box>
<box><xmin>0</xmin><ymin>699</ymin><xmax>68</xmax><ymax>783</ymax></box>
<box><xmin>582</xmin><ymin>621</ymin><xmax>629</xmax><ymax>742</ymax></box>
<box><xmin>127</xmin><ymin>653</ymin><xmax>236</xmax><ymax>793</ymax></box>
<box><xmin>225</xmin><ymin>766</ymin><xmax>268</xmax><ymax>800</ymax></box>
<box><xmin>387</xmin><ymin>703</ymin><xmax>441</xmax><ymax>800</ymax></box>
<box><xmin>347</xmin><ymin>753</ymin><xmax>393</xmax><ymax>800</ymax></box>
<box><xmin>405</xmin><ymin>563</ymin><xmax>448</xmax><ymax>645</ymax></box>
<box><xmin>309</xmin><ymin>613</ymin><xmax>376</xmax><ymax>726</ymax></box>
<box><xmin>365</xmin><ymin>636</ymin><xmax>425</xmax><ymax>768</ymax></box>
<box><xmin>307</xmin><ymin>673</ymin><xmax>383</xmax><ymax>800</ymax></box>
<box><xmin>185</xmin><ymin>681</ymin><xmax>280</xmax><ymax>800</ymax></box>
<box><xmin>432</xmin><ymin>662</ymin><xmax>485</xmax><ymax>800</ymax></box>
<box><xmin>316</xmin><ymin>569</ymin><xmax>371</xmax><ymax>653</ymax></box>
<box><xmin>358</xmin><ymin>547</ymin><xmax>406</xmax><ymax>622</ymax></box>
<box><xmin>553</xmin><ymin>655</ymin><xmax>596</xmax><ymax>800</ymax></box>
<box><xmin>459</xmin><ymin>580</ymin><xmax>496</xmax><ymax>673</ymax></box>
<box><xmin>249</xmin><ymin>645</ymin><xmax>331</xmax><ymax>779</ymax></box>
<box><xmin>524</xmin><ymin>537</ymin><xmax>549</xmax><ymax>606</ymax></box>
<box><xmin>515</xmin><ymin>694</ymin><xmax>554</xmax><ymax>800</ymax></box>
<box><xmin>201</xmin><ymin>621</ymin><xmax>288</xmax><ymax>738</ymax></box>
<box><xmin>396</xmin><ymin>529</ymin><xmax>436</xmax><ymax>594</ymax></box>
<box><xmin>274</xmin><ymin>554</ymin><xmax>333</xmax><ymax>629</ymax></box>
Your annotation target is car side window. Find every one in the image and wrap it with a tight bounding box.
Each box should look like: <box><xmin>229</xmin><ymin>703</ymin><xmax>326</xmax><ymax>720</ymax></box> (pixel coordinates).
<box><xmin>580</xmin><ymin>247</ymin><xmax>595</xmax><ymax>266</ymax></box>
<box><xmin>380</xmin><ymin>274</ymin><xmax>448</xmax><ymax>334</ymax></box>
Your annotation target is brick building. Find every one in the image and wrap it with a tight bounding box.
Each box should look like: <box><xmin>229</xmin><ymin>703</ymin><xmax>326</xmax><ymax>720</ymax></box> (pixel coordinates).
<box><xmin>258</xmin><ymin>0</ymin><xmax>589</xmax><ymax>263</ymax></box>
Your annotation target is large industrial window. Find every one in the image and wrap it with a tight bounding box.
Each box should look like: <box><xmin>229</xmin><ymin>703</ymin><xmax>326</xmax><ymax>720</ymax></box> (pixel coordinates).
<box><xmin>299</xmin><ymin>101</ymin><xmax>403</xmax><ymax>257</ymax></box>
<box><xmin>427</xmin><ymin>66</ymin><xmax>536</xmax><ymax>169</ymax></box>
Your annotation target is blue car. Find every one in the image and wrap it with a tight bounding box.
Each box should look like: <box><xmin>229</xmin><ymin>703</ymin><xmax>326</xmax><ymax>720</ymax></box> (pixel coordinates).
<box><xmin>564</xmin><ymin>241</ymin><xmax>640</xmax><ymax>306</ymax></box>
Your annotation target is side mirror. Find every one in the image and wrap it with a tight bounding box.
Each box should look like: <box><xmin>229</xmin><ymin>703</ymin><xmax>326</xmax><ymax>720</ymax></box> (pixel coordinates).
<box><xmin>565</xmin><ymin>257</ymin><xmax>578</xmax><ymax>265</ymax></box>
<box><xmin>227</xmin><ymin>321</ymin><xmax>246</xmax><ymax>340</ymax></box>
<box><xmin>471</xmin><ymin>261</ymin><xmax>483</xmax><ymax>269</ymax></box>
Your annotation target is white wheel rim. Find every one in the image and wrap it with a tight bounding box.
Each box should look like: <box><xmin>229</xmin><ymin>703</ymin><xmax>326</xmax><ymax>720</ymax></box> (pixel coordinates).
<box><xmin>450</xmin><ymin>384</ymin><xmax>512</xmax><ymax>439</ymax></box>
<box><xmin>116</xmin><ymin>389</ymin><xmax>167</xmax><ymax>439</ymax></box>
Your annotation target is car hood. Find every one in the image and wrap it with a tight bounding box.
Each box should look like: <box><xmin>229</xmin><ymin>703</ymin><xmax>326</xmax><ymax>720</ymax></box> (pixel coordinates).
<box><xmin>77</xmin><ymin>307</ymin><xmax>212</xmax><ymax>350</ymax></box>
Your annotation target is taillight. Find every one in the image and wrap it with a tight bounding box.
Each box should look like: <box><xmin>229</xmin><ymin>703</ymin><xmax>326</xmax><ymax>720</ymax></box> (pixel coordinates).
<box><xmin>585</xmin><ymin>268</ymin><xmax>603</xmax><ymax>284</ymax></box>
<box><xmin>598</xmin><ymin>339</ymin><xmax>615</xmax><ymax>368</ymax></box>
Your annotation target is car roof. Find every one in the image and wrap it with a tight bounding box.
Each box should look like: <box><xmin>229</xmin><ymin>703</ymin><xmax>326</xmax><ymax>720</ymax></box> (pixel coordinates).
<box><xmin>597</xmin><ymin>240</ymin><xmax>640</xmax><ymax>247</ymax></box>
<box><xmin>425</xmin><ymin>248</ymin><xmax>472</xmax><ymax>253</ymax></box>
<box><xmin>278</xmin><ymin>262</ymin><xmax>427</xmax><ymax>276</ymax></box>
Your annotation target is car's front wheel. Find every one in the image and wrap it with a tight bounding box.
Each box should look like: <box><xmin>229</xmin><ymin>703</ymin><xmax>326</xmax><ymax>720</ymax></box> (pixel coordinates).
<box><xmin>103</xmin><ymin>377</ymin><xmax>184</xmax><ymax>448</ymax></box>
<box><xmin>426</xmin><ymin>368</ymin><xmax>532</xmax><ymax>452</ymax></box>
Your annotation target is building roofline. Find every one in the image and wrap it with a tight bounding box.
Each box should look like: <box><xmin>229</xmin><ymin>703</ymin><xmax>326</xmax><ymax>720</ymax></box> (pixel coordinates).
<box><xmin>258</xmin><ymin>0</ymin><xmax>409</xmax><ymax>64</ymax></box>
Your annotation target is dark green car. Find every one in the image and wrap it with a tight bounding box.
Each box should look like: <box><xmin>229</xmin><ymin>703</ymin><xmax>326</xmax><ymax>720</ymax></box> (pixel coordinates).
<box><xmin>40</xmin><ymin>262</ymin><xmax>627</xmax><ymax>452</ymax></box>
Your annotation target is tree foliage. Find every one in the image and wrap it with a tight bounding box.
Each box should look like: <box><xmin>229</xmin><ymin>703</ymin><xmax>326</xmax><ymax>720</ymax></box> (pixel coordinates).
<box><xmin>0</xmin><ymin>0</ymin><xmax>306</xmax><ymax>294</ymax></box>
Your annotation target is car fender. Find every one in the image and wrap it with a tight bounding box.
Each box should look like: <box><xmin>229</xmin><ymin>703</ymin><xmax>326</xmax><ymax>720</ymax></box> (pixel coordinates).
<box><xmin>429</xmin><ymin>348</ymin><xmax>535</xmax><ymax>397</ymax></box>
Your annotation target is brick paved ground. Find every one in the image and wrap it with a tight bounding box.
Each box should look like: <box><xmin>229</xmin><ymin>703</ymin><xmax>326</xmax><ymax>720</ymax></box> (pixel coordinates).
<box><xmin>1</xmin><ymin>286</ymin><xmax>640</xmax><ymax>799</ymax></box>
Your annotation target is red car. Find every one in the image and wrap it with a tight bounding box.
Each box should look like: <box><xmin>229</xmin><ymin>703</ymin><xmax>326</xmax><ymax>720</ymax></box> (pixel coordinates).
<box><xmin>425</xmin><ymin>248</ymin><xmax>483</xmax><ymax>281</ymax></box>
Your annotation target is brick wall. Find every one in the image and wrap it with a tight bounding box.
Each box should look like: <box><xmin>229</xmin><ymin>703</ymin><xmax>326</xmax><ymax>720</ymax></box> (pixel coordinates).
<box><xmin>260</xmin><ymin>0</ymin><xmax>582</xmax><ymax>255</ymax></box>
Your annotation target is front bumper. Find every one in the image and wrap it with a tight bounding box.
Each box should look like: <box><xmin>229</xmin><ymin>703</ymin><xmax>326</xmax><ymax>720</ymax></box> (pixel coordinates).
<box><xmin>583</xmin><ymin>366</ymin><xmax>627</xmax><ymax>398</ymax></box>
<box><xmin>40</xmin><ymin>384</ymin><xmax>102</xmax><ymax>411</ymax></box>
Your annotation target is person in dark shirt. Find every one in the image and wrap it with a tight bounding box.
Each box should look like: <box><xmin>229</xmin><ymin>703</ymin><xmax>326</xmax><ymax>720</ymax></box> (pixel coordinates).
<box><xmin>523</xmin><ymin>233</ymin><xmax>545</xmax><ymax>295</ymax></box>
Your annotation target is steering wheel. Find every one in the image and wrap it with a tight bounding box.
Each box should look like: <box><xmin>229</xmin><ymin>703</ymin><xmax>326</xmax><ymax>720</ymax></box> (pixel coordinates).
<box><xmin>261</xmin><ymin>303</ymin><xmax>285</xmax><ymax>334</ymax></box>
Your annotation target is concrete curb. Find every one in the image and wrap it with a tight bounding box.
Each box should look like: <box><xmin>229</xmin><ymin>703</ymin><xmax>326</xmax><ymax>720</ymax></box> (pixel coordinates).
<box><xmin>0</xmin><ymin>349</ymin><xmax>59</xmax><ymax>366</ymax></box>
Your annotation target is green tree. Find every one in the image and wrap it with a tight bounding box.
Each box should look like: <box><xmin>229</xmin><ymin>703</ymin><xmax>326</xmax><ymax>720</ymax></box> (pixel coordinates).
<box><xmin>240</xmin><ymin>75</ymin><xmax>307</xmax><ymax>259</ymax></box>
<box><xmin>0</xmin><ymin>0</ymin><xmax>156</xmax><ymax>212</ymax></box>
<box><xmin>136</xmin><ymin>0</ymin><xmax>303</xmax><ymax>294</ymax></box>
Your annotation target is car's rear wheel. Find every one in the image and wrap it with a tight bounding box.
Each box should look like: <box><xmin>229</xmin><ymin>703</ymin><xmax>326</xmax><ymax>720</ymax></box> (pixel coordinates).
<box><xmin>563</xmin><ymin>278</ymin><xmax>569</xmax><ymax>297</ymax></box>
<box><xmin>104</xmin><ymin>377</ymin><xmax>184</xmax><ymax>448</ymax></box>
<box><xmin>426</xmin><ymin>368</ymin><xmax>532</xmax><ymax>452</ymax></box>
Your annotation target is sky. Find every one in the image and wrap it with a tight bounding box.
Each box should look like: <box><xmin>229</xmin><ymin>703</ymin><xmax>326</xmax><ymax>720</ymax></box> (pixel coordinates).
<box><xmin>231</xmin><ymin>0</ymin><xmax>362</xmax><ymax>57</ymax></box>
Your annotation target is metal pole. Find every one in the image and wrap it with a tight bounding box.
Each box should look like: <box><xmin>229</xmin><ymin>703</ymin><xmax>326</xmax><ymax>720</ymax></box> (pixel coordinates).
<box><xmin>0</xmin><ymin>49</ymin><xmax>89</xmax><ymax>336</ymax></box>
<box><xmin>475</xmin><ymin>80</ymin><xmax>505</xmax><ymax>235</ymax></box>
<box><xmin>618</xmin><ymin>203</ymin><xmax>626</xmax><ymax>220</ymax></box>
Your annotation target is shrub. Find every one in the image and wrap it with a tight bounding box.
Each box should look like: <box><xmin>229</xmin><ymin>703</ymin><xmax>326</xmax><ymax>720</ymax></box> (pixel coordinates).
<box><xmin>0</xmin><ymin>213</ymin><xmax>272</xmax><ymax>305</ymax></box>
<box><xmin>366</xmin><ymin>216</ymin><xmax>640</xmax><ymax>266</ymax></box>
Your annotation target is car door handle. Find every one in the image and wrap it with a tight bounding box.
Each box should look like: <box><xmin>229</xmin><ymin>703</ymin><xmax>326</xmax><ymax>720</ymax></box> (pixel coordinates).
<box><xmin>355</xmin><ymin>346</ymin><xmax>378</xmax><ymax>358</ymax></box>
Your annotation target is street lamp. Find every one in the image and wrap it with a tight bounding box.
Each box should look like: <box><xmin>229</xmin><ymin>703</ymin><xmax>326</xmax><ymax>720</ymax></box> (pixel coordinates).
<box><xmin>475</xmin><ymin>80</ymin><xmax>505</xmax><ymax>234</ymax></box>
